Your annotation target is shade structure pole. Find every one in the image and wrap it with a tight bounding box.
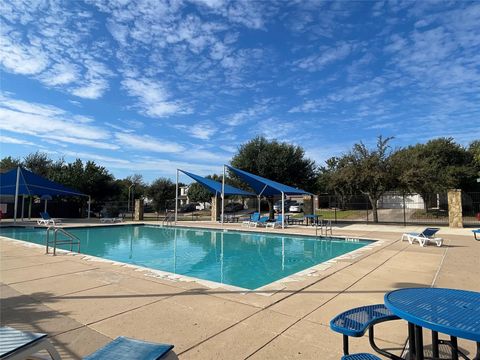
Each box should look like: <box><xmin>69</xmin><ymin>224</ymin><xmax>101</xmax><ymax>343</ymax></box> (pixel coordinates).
<box><xmin>258</xmin><ymin>196</ymin><xmax>261</xmax><ymax>213</ymax></box>
<box><xmin>21</xmin><ymin>195</ymin><xmax>25</xmax><ymax>221</ymax></box>
<box><xmin>175</xmin><ymin>169</ymin><xmax>179</xmax><ymax>224</ymax></box>
<box><xmin>282</xmin><ymin>191</ymin><xmax>285</xmax><ymax>229</ymax></box>
<box><xmin>221</xmin><ymin>165</ymin><xmax>225</xmax><ymax>225</ymax></box>
<box><xmin>87</xmin><ymin>196</ymin><xmax>91</xmax><ymax>219</ymax></box>
<box><xmin>28</xmin><ymin>197</ymin><xmax>32</xmax><ymax>219</ymax></box>
<box><xmin>13</xmin><ymin>166</ymin><xmax>20</xmax><ymax>223</ymax></box>
<box><xmin>44</xmin><ymin>199</ymin><xmax>48</xmax><ymax>213</ymax></box>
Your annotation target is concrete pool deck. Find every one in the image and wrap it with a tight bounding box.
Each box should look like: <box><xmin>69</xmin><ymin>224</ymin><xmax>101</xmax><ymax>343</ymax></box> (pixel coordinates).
<box><xmin>1</xmin><ymin>221</ymin><xmax>479</xmax><ymax>359</ymax></box>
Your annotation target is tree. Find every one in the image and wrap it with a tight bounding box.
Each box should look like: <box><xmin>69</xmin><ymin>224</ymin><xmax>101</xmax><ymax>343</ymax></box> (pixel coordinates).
<box><xmin>148</xmin><ymin>178</ymin><xmax>176</xmax><ymax>212</ymax></box>
<box><xmin>392</xmin><ymin>138</ymin><xmax>477</xmax><ymax>207</ymax></box>
<box><xmin>330</xmin><ymin>136</ymin><xmax>395</xmax><ymax>222</ymax></box>
<box><xmin>319</xmin><ymin>156</ymin><xmax>356</xmax><ymax>210</ymax></box>
<box><xmin>23</xmin><ymin>151</ymin><xmax>52</xmax><ymax>177</ymax></box>
<box><xmin>230</xmin><ymin>136</ymin><xmax>317</xmax><ymax>218</ymax></box>
<box><xmin>187</xmin><ymin>182</ymin><xmax>212</xmax><ymax>206</ymax></box>
<box><xmin>0</xmin><ymin>156</ymin><xmax>21</xmax><ymax>173</ymax></box>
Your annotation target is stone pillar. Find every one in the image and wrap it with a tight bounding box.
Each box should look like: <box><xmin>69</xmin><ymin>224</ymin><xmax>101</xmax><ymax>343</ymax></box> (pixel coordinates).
<box><xmin>134</xmin><ymin>198</ymin><xmax>144</xmax><ymax>221</ymax></box>
<box><xmin>448</xmin><ymin>189</ymin><xmax>463</xmax><ymax>228</ymax></box>
<box><xmin>303</xmin><ymin>195</ymin><xmax>314</xmax><ymax>215</ymax></box>
<box><xmin>211</xmin><ymin>196</ymin><xmax>221</xmax><ymax>222</ymax></box>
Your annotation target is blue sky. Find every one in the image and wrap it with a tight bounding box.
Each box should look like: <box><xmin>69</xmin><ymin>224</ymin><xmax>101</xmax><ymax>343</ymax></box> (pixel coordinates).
<box><xmin>1</xmin><ymin>0</ymin><xmax>479</xmax><ymax>182</ymax></box>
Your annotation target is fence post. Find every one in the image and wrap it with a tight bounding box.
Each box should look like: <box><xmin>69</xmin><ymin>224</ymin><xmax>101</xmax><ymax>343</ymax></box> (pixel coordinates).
<box><xmin>366</xmin><ymin>197</ymin><xmax>369</xmax><ymax>223</ymax></box>
<box><xmin>403</xmin><ymin>194</ymin><xmax>407</xmax><ymax>227</ymax></box>
<box><xmin>447</xmin><ymin>189</ymin><xmax>463</xmax><ymax>228</ymax></box>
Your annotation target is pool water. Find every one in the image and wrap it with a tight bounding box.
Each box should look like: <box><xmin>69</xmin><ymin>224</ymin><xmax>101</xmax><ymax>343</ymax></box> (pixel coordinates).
<box><xmin>0</xmin><ymin>225</ymin><xmax>372</xmax><ymax>290</ymax></box>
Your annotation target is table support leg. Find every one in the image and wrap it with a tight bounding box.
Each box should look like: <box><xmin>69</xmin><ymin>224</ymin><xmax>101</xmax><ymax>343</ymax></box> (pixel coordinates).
<box><xmin>343</xmin><ymin>334</ymin><xmax>349</xmax><ymax>355</ymax></box>
<box><xmin>450</xmin><ymin>336</ymin><xmax>458</xmax><ymax>360</ymax></box>
<box><xmin>408</xmin><ymin>322</ymin><xmax>416</xmax><ymax>360</ymax></box>
<box><xmin>414</xmin><ymin>325</ymin><xmax>424</xmax><ymax>360</ymax></box>
<box><xmin>431</xmin><ymin>331</ymin><xmax>439</xmax><ymax>358</ymax></box>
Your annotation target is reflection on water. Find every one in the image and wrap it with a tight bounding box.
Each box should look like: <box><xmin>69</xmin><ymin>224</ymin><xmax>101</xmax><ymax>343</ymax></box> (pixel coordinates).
<box><xmin>0</xmin><ymin>225</ymin><xmax>372</xmax><ymax>290</ymax></box>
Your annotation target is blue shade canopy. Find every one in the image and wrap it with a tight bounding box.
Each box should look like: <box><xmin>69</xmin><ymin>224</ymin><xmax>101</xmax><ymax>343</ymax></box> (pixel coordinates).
<box><xmin>179</xmin><ymin>170</ymin><xmax>254</xmax><ymax>196</ymax></box>
<box><xmin>0</xmin><ymin>167</ymin><xmax>86</xmax><ymax>197</ymax></box>
<box><xmin>225</xmin><ymin>165</ymin><xmax>311</xmax><ymax>196</ymax></box>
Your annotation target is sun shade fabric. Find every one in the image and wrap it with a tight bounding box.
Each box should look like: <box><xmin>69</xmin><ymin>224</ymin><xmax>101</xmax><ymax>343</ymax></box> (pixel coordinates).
<box><xmin>0</xmin><ymin>167</ymin><xmax>86</xmax><ymax>197</ymax></box>
<box><xmin>225</xmin><ymin>165</ymin><xmax>311</xmax><ymax>196</ymax></box>
<box><xmin>179</xmin><ymin>170</ymin><xmax>254</xmax><ymax>196</ymax></box>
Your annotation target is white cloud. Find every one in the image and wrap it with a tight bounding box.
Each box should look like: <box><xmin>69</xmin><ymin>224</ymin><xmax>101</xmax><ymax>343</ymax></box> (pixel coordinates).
<box><xmin>0</xmin><ymin>30</ymin><xmax>49</xmax><ymax>75</ymax></box>
<box><xmin>0</xmin><ymin>135</ymin><xmax>35</xmax><ymax>146</ymax></box>
<box><xmin>115</xmin><ymin>132</ymin><xmax>185</xmax><ymax>153</ymax></box>
<box><xmin>122</xmin><ymin>77</ymin><xmax>190</xmax><ymax>117</ymax></box>
<box><xmin>174</xmin><ymin>122</ymin><xmax>217</xmax><ymax>140</ymax></box>
<box><xmin>0</xmin><ymin>94</ymin><xmax>116</xmax><ymax>149</ymax></box>
<box><xmin>294</xmin><ymin>42</ymin><xmax>353</xmax><ymax>72</ymax></box>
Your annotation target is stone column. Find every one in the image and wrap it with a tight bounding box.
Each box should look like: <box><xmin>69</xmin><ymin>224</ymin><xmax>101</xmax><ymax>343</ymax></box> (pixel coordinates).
<box><xmin>447</xmin><ymin>189</ymin><xmax>463</xmax><ymax>228</ymax></box>
<box><xmin>134</xmin><ymin>198</ymin><xmax>144</xmax><ymax>221</ymax></box>
<box><xmin>211</xmin><ymin>196</ymin><xmax>221</xmax><ymax>222</ymax></box>
<box><xmin>303</xmin><ymin>195</ymin><xmax>314</xmax><ymax>215</ymax></box>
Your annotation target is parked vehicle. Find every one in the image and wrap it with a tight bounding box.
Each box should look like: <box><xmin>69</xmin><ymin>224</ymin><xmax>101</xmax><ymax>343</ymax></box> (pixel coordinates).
<box><xmin>224</xmin><ymin>203</ymin><xmax>244</xmax><ymax>212</ymax></box>
<box><xmin>274</xmin><ymin>199</ymin><xmax>296</xmax><ymax>213</ymax></box>
<box><xmin>289</xmin><ymin>202</ymin><xmax>304</xmax><ymax>213</ymax></box>
<box><xmin>179</xmin><ymin>203</ymin><xmax>197</xmax><ymax>213</ymax></box>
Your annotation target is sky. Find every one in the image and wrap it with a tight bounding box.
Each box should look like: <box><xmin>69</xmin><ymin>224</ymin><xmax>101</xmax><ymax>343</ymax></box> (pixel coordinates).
<box><xmin>1</xmin><ymin>0</ymin><xmax>479</xmax><ymax>182</ymax></box>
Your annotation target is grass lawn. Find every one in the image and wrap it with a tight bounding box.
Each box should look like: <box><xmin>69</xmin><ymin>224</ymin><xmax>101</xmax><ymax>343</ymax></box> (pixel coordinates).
<box><xmin>291</xmin><ymin>209</ymin><xmax>365</xmax><ymax>220</ymax></box>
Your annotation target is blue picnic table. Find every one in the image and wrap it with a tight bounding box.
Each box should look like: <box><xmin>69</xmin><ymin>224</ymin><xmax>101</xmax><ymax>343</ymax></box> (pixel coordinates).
<box><xmin>384</xmin><ymin>288</ymin><xmax>480</xmax><ymax>360</ymax></box>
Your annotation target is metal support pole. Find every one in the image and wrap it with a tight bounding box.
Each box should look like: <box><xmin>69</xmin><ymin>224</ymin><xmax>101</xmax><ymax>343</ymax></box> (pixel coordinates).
<box><xmin>13</xmin><ymin>166</ymin><xmax>20</xmax><ymax>223</ymax></box>
<box><xmin>221</xmin><ymin>165</ymin><xmax>225</xmax><ymax>225</ymax></box>
<box><xmin>258</xmin><ymin>196</ymin><xmax>260</xmax><ymax>213</ymax></box>
<box><xmin>281</xmin><ymin>191</ymin><xmax>285</xmax><ymax>229</ymax></box>
<box><xmin>28</xmin><ymin>196</ymin><xmax>32</xmax><ymax>219</ymax></box>
<box><xmin>403</xmin><ymin>193</ymin><xmax>407</xmax><ymax>227</ymax></box>
<box><xmin>175</xmin><ymin>169</ymin><xmax>179</xmax><ymax>224</ymax></box>
<box><xmin>21</xmin><ymin>195</ymin><xmax>25</xmax><ymax>221</ymax></box>
<box><xmin>87</xmin><ymin>196</ymin><xmax>91</xmax><ymax>219</ymax></box>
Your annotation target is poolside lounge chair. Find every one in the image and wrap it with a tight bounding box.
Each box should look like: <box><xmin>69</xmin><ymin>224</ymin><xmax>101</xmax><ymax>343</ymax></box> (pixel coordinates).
<box><xmin>37</xmin><ymin>212</ymin><xmax>62</xmax><ymax>226</ymax></box>
<box><xmin>0</xmin><ymin>326</ymin><xmax>61</xmax><ymax>359</ymax></box>
<box><xmin>266</xmin><ymin>215</ymin><xmax>285</xmax><ymax>228</ymax></box>
<box><xmin>100</xmin><ymin>214</ymin><xmax>124</xmax><ymax>223</ymax></box>
<box><xmin>473</xmin><ymin>229</ymin><xmax>480</xmax><ymax>241</ymax></box>
<box><xmin>242</xmin><ymin>212</ymin><xmax>260</xmax><ymax>227</ymax></box>
<box><xmin>249</xmin><ymin>216</ymin><xmax>269</xmax><ymax>228</ymax></box>
<box><xmin>84</xmin><ymin>336</ymin><xmax>173</xmax><ymax>360</ymax></box>
<box><xmin>401</xmin><ymin>227</ymin><xmax>443</xmax><ymax>247</ymax></box>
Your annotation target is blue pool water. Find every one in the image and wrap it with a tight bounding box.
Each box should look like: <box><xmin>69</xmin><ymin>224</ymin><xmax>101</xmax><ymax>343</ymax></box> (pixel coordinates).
<box><xmin>0</xmin><ymin>225</ymin><xmax>372</xmax><ymax>290</ymax></box>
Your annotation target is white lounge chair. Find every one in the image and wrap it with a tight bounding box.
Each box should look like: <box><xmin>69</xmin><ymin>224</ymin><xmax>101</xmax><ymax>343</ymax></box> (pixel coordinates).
<box><xmin>37</xmin><ymin>212</ymin><xmax>62</xmax><ymax>226</ymax></box>
<box><xmin>266</xmin><ymin>215</ymin><xmax>285</xmax><ymax>228</ymax></box>
<box><xmin>401</xmin><ymin>227</ymin><xmax>443</xmax><ymax>247</ymax></box>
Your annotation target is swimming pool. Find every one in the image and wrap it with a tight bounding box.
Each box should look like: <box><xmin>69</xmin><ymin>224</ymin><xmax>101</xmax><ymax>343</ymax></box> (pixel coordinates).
<box><xmin>0</xmin><ymin>225</ymin><xmax>373</xmax><ymax>290</ymax></box>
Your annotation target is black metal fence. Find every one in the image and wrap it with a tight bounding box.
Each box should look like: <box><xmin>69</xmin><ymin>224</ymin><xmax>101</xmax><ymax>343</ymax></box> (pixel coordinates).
<box><xmin>317</xmin><ymin>191</ymin><xmax>479</xmax><ymax>226</ymax></box>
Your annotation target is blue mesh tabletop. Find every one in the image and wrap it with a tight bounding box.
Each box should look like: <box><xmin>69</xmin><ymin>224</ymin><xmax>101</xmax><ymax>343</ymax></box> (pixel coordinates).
<box><xmin>384</xmin><ymin>288</ymin><xmax>480</xmax><ymax>342</ymax></box>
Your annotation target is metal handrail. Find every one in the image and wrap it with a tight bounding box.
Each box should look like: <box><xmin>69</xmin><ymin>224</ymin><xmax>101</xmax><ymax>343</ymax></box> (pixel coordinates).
<box><xmin>315</xmin><ymin>219</ymin><xmax>333</xmax><ymax>237</ymax></box>
<box><xmin>46</xmin><ymin>226</ymin><xmax>81</xmax><ymax>255</ymax></box>
<box><xmin>162</xmin><ymin>212</ymin><xmax>175</xmax><ymax>226</ymax></box>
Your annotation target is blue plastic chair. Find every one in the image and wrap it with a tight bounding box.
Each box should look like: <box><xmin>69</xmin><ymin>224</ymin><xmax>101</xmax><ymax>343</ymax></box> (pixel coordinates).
<box><xmin>84</xmin><ymin>336</ymin><xmax>173</xmax><ymax>360</ymax></box>
<box><xmin>330</xmin><ymin>304</ymin><xmax>401</xmax><ymax>359</ymax></box>
<box><xmin>473</xmin><ymin>229</ymin><xmax>480</xmax><ymax>241</ymax></box>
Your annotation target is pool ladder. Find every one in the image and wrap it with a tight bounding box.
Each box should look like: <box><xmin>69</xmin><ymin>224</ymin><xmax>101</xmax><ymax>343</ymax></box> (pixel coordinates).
<box><xmin>45</xmin><ymin>226</ymin><xmax>81</xmax><ymax>255</ymax></box>
<box><xmin>315</xmin><ymin>219</ymin><xmax>333</xmax><ymax>237</ymax></box>
<box><xmin>162</xmin><ymin>212</ymin><xmax>175</xmax><ymax>226</ymax></box>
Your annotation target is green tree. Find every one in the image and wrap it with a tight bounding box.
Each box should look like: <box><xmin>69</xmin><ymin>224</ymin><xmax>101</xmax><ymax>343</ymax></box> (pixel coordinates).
<box><xmin>187</xmin><ymin>182</ymin><xmax>212</xmax><ymax>206</ymax></box>
<box><xmin>0</xmin><ymin>156</ymin><xmax>21</xmax><ymax>173</ymax></box>
<box><xmin>23</xmin><ymin>151</ymin><xmax>52</xmax><ymax>177</ymax></box>
<box><xmin>330</xmin><ymin>136</ymin><xmax>395</xmax><ymax>222</ymax></box>
<box><xmin>318</xmin><ymin>156</ymin><xmax>356</xmax><ymax>210</ymax></box>
<box><xmin>392</xmin><ymin>138</ymin><xmax>477</xmax><ymax>207</ymax></box>
<box><xmin>230</xmin><ymin>136</ymin><xmax>317</xmax><ymax>218</ymax></box>
<box><xmin>148</xmin><ymin>178</ymin><xmax>176</xmax><ymax>212</ymax></box>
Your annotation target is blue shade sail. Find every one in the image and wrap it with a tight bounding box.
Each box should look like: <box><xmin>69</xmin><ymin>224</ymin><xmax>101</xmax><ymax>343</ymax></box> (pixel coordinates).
<box><xmin>225</xmin><ymin>165</ymin><xmax>311</xmax><ymax>196</ymax></box>
<box><xmin>0</xmin><ymin>167</ymin><xmax>86</xmax><ymax>197</ymax></box>
<box><xmin>179</xmin><ymin>169</ymin><xmax>254</xmax><ymax>196</ymax></box>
